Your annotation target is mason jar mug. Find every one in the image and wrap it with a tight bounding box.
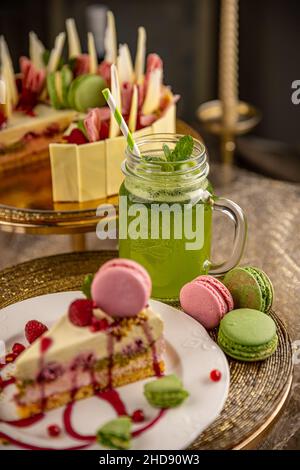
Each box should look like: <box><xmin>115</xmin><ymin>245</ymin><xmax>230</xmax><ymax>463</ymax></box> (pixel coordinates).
<box><xmin>119</xmin><ymin>134</ymin><xmax>247</xmax><ymax>301</ymax></box>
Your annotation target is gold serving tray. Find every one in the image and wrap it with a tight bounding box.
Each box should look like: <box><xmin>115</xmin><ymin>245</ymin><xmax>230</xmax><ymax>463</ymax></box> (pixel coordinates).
<box><xmin>0</xmin><ymin>250</ymin><xmax>293</xmax><ymax>450</ymax></box>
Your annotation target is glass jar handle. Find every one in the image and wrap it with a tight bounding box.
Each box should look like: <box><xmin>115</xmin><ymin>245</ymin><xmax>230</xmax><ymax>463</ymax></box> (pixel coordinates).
<box><xmin>208</xmin><ymin>197</ymin><xmax>247</xmax><ymax>276</ymax></box>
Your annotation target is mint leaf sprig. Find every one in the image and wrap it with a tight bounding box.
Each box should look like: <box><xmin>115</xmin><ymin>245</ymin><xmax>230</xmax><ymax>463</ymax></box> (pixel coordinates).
<box><xmin>81</xmin><ymin>273</ymin><xmax>94</xmax><ymax>299</ymax></box>
<box><xmin>141</xmin><ymin>135</ymin><xmax>194</xmax><ymax>171</ymax></box>
<box><xmin>163</xmin><ymin>135</ymin><xmax>194</xmax><ymax>162</ymax></box>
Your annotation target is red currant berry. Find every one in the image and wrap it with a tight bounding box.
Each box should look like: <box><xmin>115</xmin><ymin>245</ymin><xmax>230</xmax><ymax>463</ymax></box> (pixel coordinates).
<box><xmin>47</xmin><ymin>424</ymin><xmax>61</xmax><ymax>437</ymax></box>
<box><xmin>12</xmin><ymin>343</ymin><xmax>26</xmax><ymax>355</ymax></box>
<box><xmin>132</xmin><ymin>409</ymin><xmax>145</xmax><ymax>423</ymax></box>
<box><xmin>210</xmin><ymin>369</ymin><xmax>222</xmax><ymax>382</ymax></box>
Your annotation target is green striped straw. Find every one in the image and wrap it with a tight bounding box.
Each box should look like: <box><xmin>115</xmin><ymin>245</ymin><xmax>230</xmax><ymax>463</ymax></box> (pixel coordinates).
<box><xmin>102</xmin><ymin>87</ymin><xmax>141</xmax><ymax>157</ymax></box>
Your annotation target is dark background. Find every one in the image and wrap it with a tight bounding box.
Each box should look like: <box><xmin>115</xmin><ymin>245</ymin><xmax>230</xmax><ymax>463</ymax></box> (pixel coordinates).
<box><xmin>1</xmin><ymin>0</ymin><xmax>300</xmax><ymax>179</ymax></box>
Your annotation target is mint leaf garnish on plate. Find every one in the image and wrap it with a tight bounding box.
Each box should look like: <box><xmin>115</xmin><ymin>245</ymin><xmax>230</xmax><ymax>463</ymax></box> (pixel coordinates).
<box><xmin>81</xmin><ymin>274</ymin><xmax>94</xmax><ymax>299</ymax></box>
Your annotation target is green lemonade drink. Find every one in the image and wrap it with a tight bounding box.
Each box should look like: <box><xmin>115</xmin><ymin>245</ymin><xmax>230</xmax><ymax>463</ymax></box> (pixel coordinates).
<box><xmin>119</xmin><ymin>134</ymin><xmax>247</xmax><ymax>301</ymax></box>
<box><xmin>118</xmin><ymin>134</ymin><xmax>216</xmax><ymax>301</ymax></box>
<box><xmin>119</xmin><ymin>180</ymin><xmax>213</xmax><ymax>300</ymax></box>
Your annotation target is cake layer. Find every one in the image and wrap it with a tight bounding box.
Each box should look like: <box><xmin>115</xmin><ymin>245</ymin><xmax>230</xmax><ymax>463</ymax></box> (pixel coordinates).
<box><xmin>16</xmin><ymin>341</ymin><xmax>165</xmax><ymax>419</ymax></box>
<box><xmin>15</xmin><ymin>307</ymin><xmax>164</xmax><ymax>381</ymax></box>
<box><xmin>0</xmin><ymin>105</ymin><xmax>77</xmax><ymax>146</ymax></box>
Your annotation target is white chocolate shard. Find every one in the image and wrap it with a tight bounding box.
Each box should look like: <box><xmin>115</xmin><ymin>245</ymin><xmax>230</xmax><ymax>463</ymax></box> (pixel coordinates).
<box><xmin>109</xmin><ymin>64</ymin><xmax>121</xmax><ymax>138</ymax></box>
<box><xmin>117</xmin><ymin>43</ymin><xmax>134</xmax><ymax>84</ymax></box>
<box><xmin>0</xmin><ymin>73</ymin><xmax>12</xmax><ymax>118</ymax></box>
<box><xmin>47</xmin><ymin>32</ymin><xmax>66</xmax><ymax>73</ymax></box>
<box><xmin>128</xmin><ymin>84</ymin><xmax>138</xmax><ymax>132</ymax></box>
<box><xmin>29</xmin><ymin>31</ymin><xmax>45</xmax><ymax>70</ymax></box>
<box><xmin>134</xmin><ymin>27</ymin><xmax>146</xmax><ymax>84</ymax></box>
<box><xmin>66</xmin><ymin>18</ymin><xmax>82</xmax><ymax>59</ymax></box>
<box><xmin>0</xmin><ymin>36</ymin><xmax>18</xmax><ymax>107</ymax></box>
<box><xmin>142</xmin><ymin>68</ymin><xmax>162</xmax><ymax>115</ymax></box>
<box><xmin>87</xmin><ymin>32</ymin><xmax>98</xmax><ymax>74</ymax></box>
<box><xmin>104</xmin><ymin>10</ymin><xmax>117</xmax><ymax>63</ymax></box>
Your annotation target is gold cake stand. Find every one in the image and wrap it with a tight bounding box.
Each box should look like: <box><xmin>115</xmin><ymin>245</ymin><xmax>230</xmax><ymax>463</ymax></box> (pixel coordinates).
<box><xmin>0</xmin><ymin>250</ymin><xmax>293</xmax><ymax>450</ymax></box>
<box><xmin>0</xmin><ymin>120</ymin><xmax>198</xmax><ymax>251</ymax></box>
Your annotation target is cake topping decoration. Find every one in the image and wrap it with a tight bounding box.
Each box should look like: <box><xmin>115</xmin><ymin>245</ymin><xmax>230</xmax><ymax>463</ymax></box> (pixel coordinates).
<box><xmin>210</xmin><ymin>369</ymin><xmax>222</xmax><ymax>382</ymax></box>
<box><xmin>29</xmin><ymin>31</ymin><xmax>45</xmax><ymax>70</ymax></box>
<box><xmin>81</xmin><ymin>273</ymin><xmax>94</xmax><ymax>299</ymax></box>
<box><xmin>17</xmin><ymin>57</ymin><xmax>46</xmax><ymax>114</ymax></box>
<box><xmin>144</xmin><ymin>374</ymin><xmax>189</xmax><ymax>408</ymax></box>
<box><xmin>66</xmin><ymin>18</ymin><xmax>82</xmax><ymax>59</ymax></box>
<box><xmin>117</xmin><ymin>44</ymin><xmax>134</xmax><ymax>85</ymax></box>
<box><xmin>96</xmin><ymin>416</ymin><xmax>132</xmax><ymax>450</ymax></box>
<box><xmin>84</xmin><ymin>108</ymin><xmax>103</xmax><ymax>142</ymax></box>
<box><xmin>131</xmin><ymin>408</ymin><xmax>145</xmax><ymax>423</ymax></box>
<box><xmin>68</xmin><ymin>299</ymin><xmax>93</xmax><ymax>327</ymax></box>
<box><xmin>134</xmin><ymin>26</ymin><xmax>146</xmax><ymax>84</ymax></box>
<box><xmin>91</xmin><ymin>258</ymin><xmax>152</xmax><ymax>317</ymax></box>
<box><xmin>104</xmin><ymin>11</ymin><xmax>117</xmax><ymax>64</ymax></box>
<box><xmin>64</xmin><ymin>127</ymin><xmax>88</xmax><ymax>145</ymax></box>
<box><xmin>47</xmin><ymin>424</ymin><xmax>61</xmax><ymax>438</ymax></box>
<box><xmin>25</xmin><ymin>320</ymin><xmax>48</xmax><ymax>344</ymax></box>
<box><xmin>12</xmin><ymin>343</ymin><xmax>26</xmax><ymax>356</ymax></box>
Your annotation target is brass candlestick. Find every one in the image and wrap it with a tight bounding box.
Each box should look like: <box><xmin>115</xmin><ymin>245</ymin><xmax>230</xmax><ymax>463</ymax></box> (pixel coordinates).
<box><xmin>197</xmin><ymin>0</ymin><xmax>261</xmax><ymax>172</ymax></box>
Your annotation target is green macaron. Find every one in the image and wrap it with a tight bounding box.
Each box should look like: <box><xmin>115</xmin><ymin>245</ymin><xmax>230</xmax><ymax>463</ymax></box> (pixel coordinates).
<box><xmin>223</xmin><ymin>266</ymin><xmax>274</xmax><ymax>313</ymax></box>
<box><xmin>217</xmin><ymin>308</ymin><xmax>278</xmax><ymax>361</ymax></box>
<box><xmin>67</xmin><ymin>74</ymin><xmax>107</xmax><ymax>112</ymax></box>
<box><xmin>144</xmin><ymin>374</ymin><xmax>189</xmax><ymax>408</ymax></box>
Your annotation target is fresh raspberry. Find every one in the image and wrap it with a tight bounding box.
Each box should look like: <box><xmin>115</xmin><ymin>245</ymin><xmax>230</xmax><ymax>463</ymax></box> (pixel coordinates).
<box><xmin>132</xmin><ymin>409</ymin><xmax>145</xmax><ymax>423</ymax></box>
<box><xmin>68</xmin><ymin>299</ymin><xmax>93</xmax><ymax>327</ymax></box>
<box><xmin>25</xmin><ymin>320</ymin><xmax>48</xmax><ymax>344</ymax></box>
<box><xmin>47</xmin><ymin>424</ymin><xmax>61</xmax><ymax>437</ymax></box>
<box><xmin>12</xmin><ymin>343</ymin><xmax>26</xmax><ymax>355</ymax></box>
<box><xmin>210</xmin><ymin>369</ymin><xmax>222</xmax><ymax>382</ymax></box>
<box><xmin>90</xmin><ymin>317</ymin><xmax>109</xmax><ymax>332</ymax></box>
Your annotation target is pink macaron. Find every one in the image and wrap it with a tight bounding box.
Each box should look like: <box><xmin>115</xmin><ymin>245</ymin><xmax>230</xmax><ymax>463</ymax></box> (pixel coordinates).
<box><xmin>91</xmin><ymin>258</ymin><xmax>152</xmax><ymax>317</ymax></box>
<box><xmin>180</xmin><ymin>275</ymin><xmax>234</xmax><ymax>329</ymax></box>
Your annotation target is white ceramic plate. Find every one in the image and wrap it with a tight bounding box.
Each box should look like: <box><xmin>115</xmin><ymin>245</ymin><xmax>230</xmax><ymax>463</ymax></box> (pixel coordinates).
<box><xmin>0</xmin><ymin>293</ymin><xmax>230</xmax><ymax>450</ymax></box>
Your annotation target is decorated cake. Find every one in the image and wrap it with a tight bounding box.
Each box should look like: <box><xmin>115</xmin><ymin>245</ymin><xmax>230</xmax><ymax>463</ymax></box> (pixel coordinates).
<box><xmin>49</xmin><ymin>13</ymin><xmax>178</xmax><ymax>202</ymax></box>
<box><xmin>0</xmin><ymin>11</ymin><xmax>178</xmax><ymax>201</ymax></box>
<box><xmin>0</xmin><ymin>32</ymin><xmax>77</xmax><ymax>170</ymax></box>
<box><xmin>14</xmin><ymin>259</ymin><xmax>165</xmax><ymax>419</ymax></box>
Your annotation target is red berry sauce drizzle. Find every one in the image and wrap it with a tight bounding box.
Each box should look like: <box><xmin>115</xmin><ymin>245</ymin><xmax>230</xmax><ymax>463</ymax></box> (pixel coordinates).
<box><xmin>0</xmin><ymin>322</ymin><xmax>166</xmax><ymax>449</ymax></box>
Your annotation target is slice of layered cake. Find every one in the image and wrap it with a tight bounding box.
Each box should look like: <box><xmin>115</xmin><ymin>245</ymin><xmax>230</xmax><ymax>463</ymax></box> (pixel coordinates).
<box><xmin>14</xmin><ymin>259</ymin><xmax>164</xmax><ymax>418</ymax></box>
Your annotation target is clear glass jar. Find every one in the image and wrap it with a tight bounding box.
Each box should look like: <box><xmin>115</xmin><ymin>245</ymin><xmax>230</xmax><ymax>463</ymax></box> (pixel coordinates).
<box><xmin>119</xmin><ymin>134</ymin><xmax>246</xmax><ymax>301</ymax></box>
